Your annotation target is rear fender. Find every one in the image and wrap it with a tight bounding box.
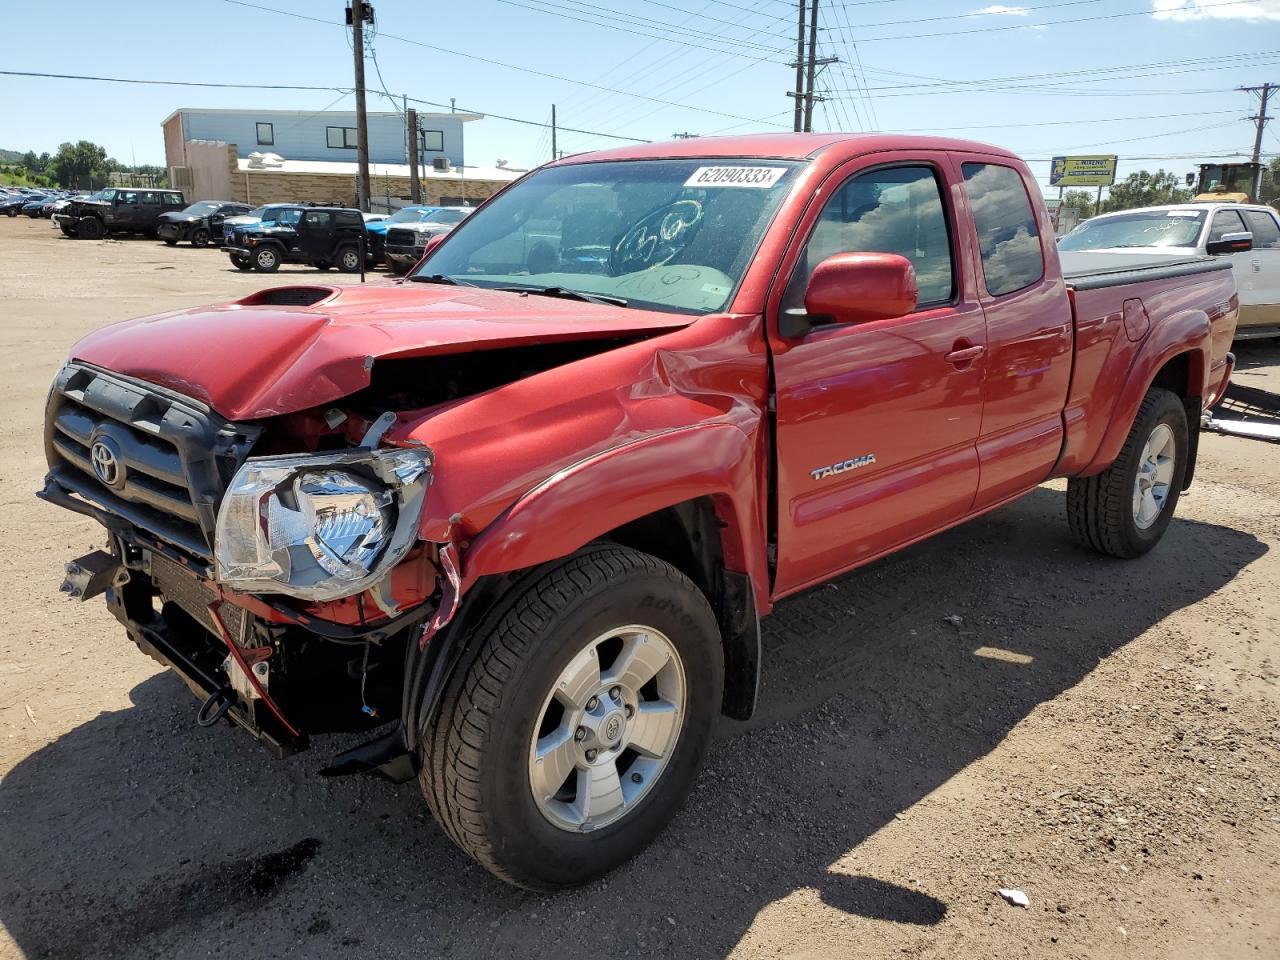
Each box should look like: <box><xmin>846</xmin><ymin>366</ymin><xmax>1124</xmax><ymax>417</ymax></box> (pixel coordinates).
<box><xmin>1081</xmin><ymin>312</ymin><xmax>1208</xmax><ymax>476</ymax></box>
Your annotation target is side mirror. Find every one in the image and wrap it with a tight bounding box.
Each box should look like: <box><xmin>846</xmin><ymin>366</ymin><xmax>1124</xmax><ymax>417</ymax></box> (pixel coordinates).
<box><xmin>780</xmin><ymin>252</ymin><xmax>918</xmax><ymax>337</ymax></box>
<box><xmin>1206</xmin><ymin>231</ymin><xmax>1252</xmax><ymax>256</ymax></box>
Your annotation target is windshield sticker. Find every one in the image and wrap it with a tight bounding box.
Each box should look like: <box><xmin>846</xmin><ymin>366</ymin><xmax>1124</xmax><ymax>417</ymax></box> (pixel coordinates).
<box><xmin>1166</xmin><ymin>210</ymin><xmax>1200</xmax><ymax>217</ymax></box>
<box><xmin>684</xmin><ymin>166</ymin><xmax>788</xmax><ymax>189</ymax></box>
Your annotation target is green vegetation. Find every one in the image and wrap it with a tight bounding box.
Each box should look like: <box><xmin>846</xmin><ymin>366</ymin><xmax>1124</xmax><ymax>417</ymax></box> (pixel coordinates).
<box><xmin>0</xmin><ymin>142</ymin><xmax>168</xmax><ymax>189</ymax></box>
<box><xmin>1101</xmin><ymin>169</ymin><xmax>1192</xmax><ymax>213</ymax></box>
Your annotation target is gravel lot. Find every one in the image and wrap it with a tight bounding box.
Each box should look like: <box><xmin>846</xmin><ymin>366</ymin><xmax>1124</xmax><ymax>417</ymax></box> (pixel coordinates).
<box><xmin>1</xmin><ymin>216</ymin><xmax>1277</xmax><ymax>960</ymax></box>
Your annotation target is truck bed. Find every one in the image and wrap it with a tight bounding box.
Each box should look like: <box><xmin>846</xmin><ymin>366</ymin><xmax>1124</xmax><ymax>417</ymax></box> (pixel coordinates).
<box><xmin>1059</xmin><ymin>252</ymin><xmax>1232</xmax><ymax>291</ymax></box>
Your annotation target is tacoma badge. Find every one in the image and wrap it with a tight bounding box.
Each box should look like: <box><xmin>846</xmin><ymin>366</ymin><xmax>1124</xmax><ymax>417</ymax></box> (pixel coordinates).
<box><xmin>810</xmin><ymin>454</ymin><xmax>876</xmax><ymax>481</ymax></box>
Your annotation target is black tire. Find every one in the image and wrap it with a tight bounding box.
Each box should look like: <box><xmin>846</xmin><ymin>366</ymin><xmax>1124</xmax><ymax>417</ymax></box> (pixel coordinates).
<box><xmin>231</xmin><ymin>254</ymin><xmax>253</xmax><ymax>272</ymax></box>
<box><xmin>77</xmin><ymin>216</ymin><xmax>105</xmax><ymax>240</ymax></box>
<box><xmin>162</xmin><ymin>237</ymin><xmax>177</xmax><ymax>246</ymax></box>
<box><xmin>59</xmin><ymin>225</ymin><xmax>76</xmax><ymax>238</ymax></box>
<box><xmin>191</xmin><ymin>227</ymin><xmax>210</xmax><ymax>248</ymax></box>
<box><xmin>1067</xmin><ymin>387</ymin><xmax>1188</xmax><ymax>558</ymax></box>
<box><xmin>419</xmin><ymin>545</ymin><xmax>723</xmax><ymax>891</ymax></box>
<box><xmin>314</xmin><ymin>260</ymin><xmax>332</xmax><ymax>271</ymax></box>
<box><xmin>4</xmin><ymin>208</ymin><xmax>16</xmax><ymax>217</ymax></box>
<box><xmin>335</xmin><ymin>244</ymin><xmax>361</xmax><ymax>273</ymax></box>
<box><xmin>252</xmin><ymin>245</ymin><xmax>281</xmax><ymax>272</ymax></box>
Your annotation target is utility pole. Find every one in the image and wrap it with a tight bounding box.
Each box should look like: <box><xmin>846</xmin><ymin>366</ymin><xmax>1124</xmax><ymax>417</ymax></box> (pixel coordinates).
<box><xmin>803</xmin><ymin>0</ymin><xmax>820</xmax><ymax>132</ymax></box>
<box><xmin>406</xmin><ymin>105</ymin><xmax>422</xmax><ymax>204</ymax></box>
<box><xmin>791</xmin><ymin>1</ymin><xmax>806</xmax><ymax>132</ymax></box>
<box><xmin>551</xmin><ymin>104</ymin><xmax>557</xmax><ymax>163</ymax></box>
<box><xmin>347</xmin><ymin>2</ymin><xmax>373</xmax><ymax>212</ymax></box>
<box><xmin>1240</xmin><ymin>82</ymin><xmax>1273</xmax><ymax>202</ymax></box>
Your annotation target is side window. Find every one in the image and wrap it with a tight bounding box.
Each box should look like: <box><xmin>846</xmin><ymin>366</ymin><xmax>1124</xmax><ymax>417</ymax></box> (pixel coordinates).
<box><xmin>276</xmin><ymin>208</ymin><xmax>303</xmax><ymax>226</ymax></box>
<box><xmin>163</xmin><ymin>194</ymin><xmax>183</xmax><ymax>208</ymax></box>
<box><xmin>303</xmin><ymin>211</ymin><xmax>332</xmax><ymax>229</ymax></box>
<box><xmin>1241</xmin><ymin>210</ymin><xmax>1279</xmax><ymax>249</ymax></box>
<box><xmin>141</xmin><ymin>192</ymin><xmax>159</xmax><ymax>205</ymax></box>
<box><xmin>1208</xmin><ymin>209</ymin><xmax>1246</xmax><ymax>241</ymax></box>
<box><xmin>119</xmin><ymin>191</ymin><xmax>139</xmax><ymax>205</ymax></box>
<box><xmin>961</xmin><ymin>162</ymin><xmax>1044</xmax><ymax>297</ymax></box>
<box><xmin>784</xmin><ymin>165</ymin><xmax>954</xmax><ymax>310</ymax></box>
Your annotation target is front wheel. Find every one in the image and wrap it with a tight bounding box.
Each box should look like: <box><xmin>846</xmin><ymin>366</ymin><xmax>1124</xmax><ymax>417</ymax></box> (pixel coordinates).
<box><xmin>191</xmin><ymin>227</ymin><xmax>210</xmax><ymax>248</ymax></box>
<box><xmin>1067</xmin><ymin>387</ymin><xmax>1188</xmax><ymax>558</ymax></box>
<box><xmin>230</xmin><ymin>254</ymin><xmax>253</xmax><ymax>271</ymax></box>
<box><xmin>77</xmin><ymin>216</ymin><xmax>105</xmax><ymax>240</ymax></box>
<box><xmin>252</xmin><ymin>245</ymin><xmax>280</xmax><ymax>272</ymax></box>
<box><xmin>419</xmin><ymin>545</ymin><xmax>723</xmax><ymax>890</ymax></box>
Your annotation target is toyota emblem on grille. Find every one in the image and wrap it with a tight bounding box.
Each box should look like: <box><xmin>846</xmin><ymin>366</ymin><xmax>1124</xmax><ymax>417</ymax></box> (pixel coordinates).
<box><xmin>90</xmin><ymin>436</ymin><xmax>125</xmax><ymax>489</ymax></box>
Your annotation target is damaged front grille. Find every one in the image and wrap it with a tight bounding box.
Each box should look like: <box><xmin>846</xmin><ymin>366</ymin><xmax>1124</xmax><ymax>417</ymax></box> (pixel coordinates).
<box><xmin>44</xmin><ymin>362</ymin><xmax>261</xmax><ymax>560</ymax></box>
<box><xmin>385</xmin><ymin>227</ymin><xmax>422</xmax><ymax>249</ymax></box>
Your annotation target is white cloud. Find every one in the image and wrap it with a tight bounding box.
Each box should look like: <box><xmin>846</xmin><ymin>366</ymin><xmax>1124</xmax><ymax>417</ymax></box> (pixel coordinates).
<box><xmin>970</xmin><ymin>4</ymin><xmax>1031</xmax><ymax>14</ymax></box>
<box><xmin>1153</xmin><ymin>0</ymin><xmax>1280</xmax><ymax>21</ymax></box>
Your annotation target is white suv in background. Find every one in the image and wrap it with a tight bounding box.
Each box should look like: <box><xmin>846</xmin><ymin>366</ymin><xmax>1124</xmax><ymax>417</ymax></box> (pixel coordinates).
<box><xmin>1058</xmin><ymin>202</ymin><xmax>1280</xmax><ymax>340</ymax></box>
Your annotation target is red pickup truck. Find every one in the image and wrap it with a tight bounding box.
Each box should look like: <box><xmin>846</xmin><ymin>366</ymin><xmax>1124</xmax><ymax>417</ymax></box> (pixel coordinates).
<box><xmin>41</xmin><ymin>134</ymin><xmax>1239</xmax><ymax>890</ymax></box>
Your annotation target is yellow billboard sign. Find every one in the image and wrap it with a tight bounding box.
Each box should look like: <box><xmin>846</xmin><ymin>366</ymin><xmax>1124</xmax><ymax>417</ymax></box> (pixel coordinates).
<box><xmin>1050</xmin><ymin>155</ymin><xmax>1118</xmax><ymax>187</ymax></box>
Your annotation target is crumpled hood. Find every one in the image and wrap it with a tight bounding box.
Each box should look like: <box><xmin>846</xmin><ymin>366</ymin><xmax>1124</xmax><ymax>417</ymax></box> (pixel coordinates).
<box><xmin>70</xmin><ymin>283</ymin><xmax>695</xmax><ymax>421</ymax></box>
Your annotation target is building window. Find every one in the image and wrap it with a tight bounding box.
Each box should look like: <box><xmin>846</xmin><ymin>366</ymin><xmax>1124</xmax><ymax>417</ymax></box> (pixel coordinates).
<box><xmin>256</xmin><ymin>122</ymin><xmax>274</xmax><ymax>146</ymax></box>
<box><xmin>326</xmin><ymin>126</ymin><xmax>359</xmax><ymax>149</ymax></box>
<box><xmin>417</xmin><ymin>129</ymin><xmax>445</xmax><ymax>154</ymax></box>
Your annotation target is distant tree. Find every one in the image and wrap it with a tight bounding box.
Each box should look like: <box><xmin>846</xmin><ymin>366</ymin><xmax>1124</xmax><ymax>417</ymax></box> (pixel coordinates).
<box><xmin>1061</xmin><ymin>189</ymin><xmax>1096</xmax><ymax>220</ymax></box>
<box><xmin>1261</xmin><ymin>156</ymin><xmax>1280</xmax><ymax>207</ymax></box>
<box><xmin>48</xmin><ymin>140</ymin><xmax>110</xmax><ymax>188</ymax></box>
<box><xmin>1101</xmin><ymin>169</ymin><xmax>1192</xmax><ymax>213</ymax></box>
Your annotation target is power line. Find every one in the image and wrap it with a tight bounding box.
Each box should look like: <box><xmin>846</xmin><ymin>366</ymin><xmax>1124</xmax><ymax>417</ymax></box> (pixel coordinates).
<box><xmin>0</xmin><ymin>67</ymin><xmax>650</xmax><ymax>145</ymax></box>
<box><xmin>220</xmin><ymin>0</ymin><xmax>792</xmax><ymax>127</ymax></box>
<box><xmin>851</xmin><ymin>0</ymin><xmax>1268</xmax><ymax>43</ymax></box>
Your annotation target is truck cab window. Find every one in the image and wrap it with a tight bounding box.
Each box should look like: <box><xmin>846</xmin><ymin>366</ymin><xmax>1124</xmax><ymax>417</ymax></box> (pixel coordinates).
<box><xmin>961</xmin><ymin>162</ymin><xmax>1044</xmax><ymax>297</ymax></box>
<box><xmin>1242</xmin><ymin>209</ymin><xmax>1280</xmax><ymax>249</ymax></box>
<box><xmin>784</xmin><ymin>165</ymin><xmax>954</xmax><ymax>311</ymax></box>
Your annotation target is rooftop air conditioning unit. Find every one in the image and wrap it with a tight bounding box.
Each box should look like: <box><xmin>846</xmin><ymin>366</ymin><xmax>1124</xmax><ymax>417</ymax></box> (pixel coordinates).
<box><xmin>432</xmin><ymin>157</ymin><xmax>451</xmax><ymax>172</ymax></box>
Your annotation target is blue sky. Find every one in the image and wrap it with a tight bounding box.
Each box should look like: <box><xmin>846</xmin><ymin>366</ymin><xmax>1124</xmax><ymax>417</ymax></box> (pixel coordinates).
<box><xmin>2</xmin><ymin>0</ymin><xmax>1277</xmax><ymax>193</ymax></box>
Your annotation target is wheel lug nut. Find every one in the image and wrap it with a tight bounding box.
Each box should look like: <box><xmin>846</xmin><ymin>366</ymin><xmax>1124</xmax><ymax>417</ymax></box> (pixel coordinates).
<box><xmin>609</xmin><ymin>686</ymin><xmax>622</xmax><ymax>702</ymax></box>
<box><xmin>585</xmin><ymin>749</ymin><xmax>598</xmax><ymax>762</ymax></box>
<box><xmin>586</xmin><ymin>696</ymin><xmax>598</xmax><ymax>711</ymax></box>
<box><xmin>631</xmin><ymin>773</ymin><xmax>642</xmax><ymax>784</ymax></box>
<box><xmin>625</xmin><ymin>704</ymin><xmax>634</xmax><ymax>719</ymax></box>
<box><xmin>574</xmin><ymin>727</ymin><xmax>586</xmax><ymax>742</ymax></box>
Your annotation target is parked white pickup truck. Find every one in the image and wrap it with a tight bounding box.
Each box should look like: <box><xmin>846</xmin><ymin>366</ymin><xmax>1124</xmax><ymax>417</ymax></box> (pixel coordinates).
<box><xmin>1059</xmin><ymin>202</ymin><xmax>1280</xmax><ymax>340</ymax></box>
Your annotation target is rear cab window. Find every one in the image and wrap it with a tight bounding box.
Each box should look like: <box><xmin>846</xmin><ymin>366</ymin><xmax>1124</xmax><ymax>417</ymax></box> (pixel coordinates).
<box><xmin>961</xmin><ymin>162</ymin><xmax>1044</xmax><ymax>297</ymax></box>
<box><xmin>784</xmin><ymin>164</ymin><xmax>955</xmax><ymax>309</ymax></box>
<box><xmin>1241</xmin><ymin>209</ymin><xmax>1279</xmax><ymax>249</ymax></box>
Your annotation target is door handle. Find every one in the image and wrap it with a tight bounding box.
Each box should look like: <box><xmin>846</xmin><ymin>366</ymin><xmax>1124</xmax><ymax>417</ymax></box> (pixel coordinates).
<box><xmin>945</xmin><ymin>344</ymin><xmax>985</xmax><ymax>365</ymax></box>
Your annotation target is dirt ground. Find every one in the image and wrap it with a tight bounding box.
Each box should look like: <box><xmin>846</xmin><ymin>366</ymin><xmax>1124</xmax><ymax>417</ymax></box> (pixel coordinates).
<box><xmin>0</xmin><ymin>216</ymin><xmax>1277</xmax><ymax>960</ymax></box>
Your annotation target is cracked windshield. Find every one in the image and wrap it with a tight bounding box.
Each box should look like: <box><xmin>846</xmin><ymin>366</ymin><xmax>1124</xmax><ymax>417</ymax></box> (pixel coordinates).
<box><xmin>410</xmin><ymin>159</ymin><xmax>802</xmax><ymax>313</ymax></box>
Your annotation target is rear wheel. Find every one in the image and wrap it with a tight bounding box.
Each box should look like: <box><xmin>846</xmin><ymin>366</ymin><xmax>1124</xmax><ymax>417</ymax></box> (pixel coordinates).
<box><xmin>419</xmin><ymin>545</ymin><xmax>723</xmax><ymax>891</ymax></box>
<box><xmin>4</xmin><ymin>208</ymin><xmax>16</xmax><ymax>218</ymax></box>
<box><xmin>77</xmin><ymin>216</ymin><xmax>105</xmax><ymax>240</ymax></box>
<box><xmin>1067</xmin><ymin>387</ymin><xmax>1188</xmax><ymax>558</ymax></box>
<box><xmin>252</xmin><ymin>245</ymin><xmax>280</xmax><ymax>272</ymax></box>
<box><xmin>191</xmin><ymin>227</ymin><xmax>210</xmax><ymax>248</ymax></box>
<box><xmin>335</xmin><ymin>244</ymin><xmax>361</xmax><ymax>273</ymax></box>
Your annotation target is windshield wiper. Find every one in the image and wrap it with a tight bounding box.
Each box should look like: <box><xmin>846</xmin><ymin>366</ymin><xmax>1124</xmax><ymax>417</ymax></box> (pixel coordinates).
<box><xmin>497</xmin><ymin>285</ymin><xmax>629</xmax><ymax>308</ymax></box>
<box><xmin>408</xmin><ymin>273</ymin><xmax>477</xmax><ymax>286</ymax></box>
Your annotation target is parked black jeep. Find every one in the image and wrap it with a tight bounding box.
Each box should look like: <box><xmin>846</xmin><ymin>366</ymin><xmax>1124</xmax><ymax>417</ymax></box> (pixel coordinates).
<box><xmin>224</xmin><ymin>206</ymin><xmax>367</xmax><ymax>272</ymax></box>
<box><xmin>157</xmin><ymin>200</ymin><xmax>252</xmax><ymax>248</ymax></box>
<box><xmin>54</xmin><ymin>188</ymin><xmax>186</xmax><ymax>239</ymax></box>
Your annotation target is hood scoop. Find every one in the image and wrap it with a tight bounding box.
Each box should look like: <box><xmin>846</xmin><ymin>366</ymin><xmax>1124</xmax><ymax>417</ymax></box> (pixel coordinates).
<box><xmin>237</xmin><ymin>286</ymin><xmax>339</xmax><ymax>308</ymax></box>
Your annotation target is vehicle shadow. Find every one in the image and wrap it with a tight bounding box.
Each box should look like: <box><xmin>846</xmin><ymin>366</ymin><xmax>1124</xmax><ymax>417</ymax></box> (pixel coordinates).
<box><xmin>0</xmin><ymin>487</ymin><xmax>1266</xmax><ymax>959</ymax></box>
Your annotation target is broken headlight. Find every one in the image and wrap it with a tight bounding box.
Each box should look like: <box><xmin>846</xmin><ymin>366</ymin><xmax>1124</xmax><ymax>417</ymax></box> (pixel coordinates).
<box><xmin>214</xmin><ymin>447</ymin><xmax>431</xmax><ymax>601</ymax></box>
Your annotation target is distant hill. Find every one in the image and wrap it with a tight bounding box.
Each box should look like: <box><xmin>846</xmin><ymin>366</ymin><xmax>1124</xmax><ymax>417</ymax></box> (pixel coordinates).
<box><xmin>0</xmin><ymin>148</ymin><xmax>28</xmax><ymax>164</ymax></box>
